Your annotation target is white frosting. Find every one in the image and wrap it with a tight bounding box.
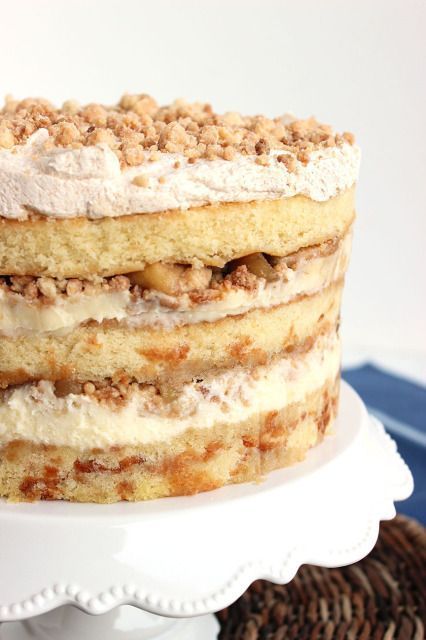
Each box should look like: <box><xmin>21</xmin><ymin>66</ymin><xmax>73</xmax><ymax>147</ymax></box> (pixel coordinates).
<box><xmin>0</xmin><ymin>332</ymin><xmax>340</xmax><ymax>448</ymax></box>
<box><xmin>0</xmin><ymin>129</ymin><xmax>360</xmax><ymax>219</ymax></box>
<box><xmin>0</xmin><ymin>289</ymin><xmax>131</xmax><ymax>336</ymax></box>
<box><xmin>0</xmin><ymin>233</ymin><xmax>351</xmax><ymax>336</ymax></box>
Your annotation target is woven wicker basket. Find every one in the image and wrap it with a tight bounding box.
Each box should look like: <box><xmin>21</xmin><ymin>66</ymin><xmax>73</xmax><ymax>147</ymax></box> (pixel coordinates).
<box><xmin>217</xmin><ymin>515</ymin><xmax>426</xmax><ymax>639</ymax></box>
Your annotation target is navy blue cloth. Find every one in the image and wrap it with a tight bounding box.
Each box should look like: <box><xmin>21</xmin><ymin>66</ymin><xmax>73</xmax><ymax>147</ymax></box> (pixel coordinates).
<box><xmin>343</xmin><ymin>365</ymin><xmax>426</xmax><ymax>524</ymax></box>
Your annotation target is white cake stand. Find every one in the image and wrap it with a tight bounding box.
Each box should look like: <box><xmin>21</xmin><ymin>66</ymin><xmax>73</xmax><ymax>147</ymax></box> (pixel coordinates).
<box><xmin>0</xmin><ymin>382</ymin><xmax>413</xmax><ymax>639</ymax></box>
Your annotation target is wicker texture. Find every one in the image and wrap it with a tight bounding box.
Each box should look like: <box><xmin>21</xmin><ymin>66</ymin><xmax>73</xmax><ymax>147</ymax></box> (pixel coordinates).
<box><xmin>217</xmin><ymin>516</ymin><xmax>426</xmax><ymax>639</ymax></box>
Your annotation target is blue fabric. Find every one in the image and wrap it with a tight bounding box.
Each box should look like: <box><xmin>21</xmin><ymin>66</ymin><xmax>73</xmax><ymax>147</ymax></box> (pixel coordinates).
<box><xmin>343</xmin><ymin>365</ymin><xmax>426</xmax><ymax>524</ymax></box>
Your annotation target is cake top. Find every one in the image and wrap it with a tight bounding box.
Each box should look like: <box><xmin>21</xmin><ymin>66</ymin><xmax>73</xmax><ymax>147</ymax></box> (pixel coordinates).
<box><xmin>0</xmin><ymin>94</ymin><xmax>360</xmax><ymax>219</ymax></box>
<box><xmin>0</xmin><ymin>94</ymin><xmax>355</xmax><ymax>168</ymax></box>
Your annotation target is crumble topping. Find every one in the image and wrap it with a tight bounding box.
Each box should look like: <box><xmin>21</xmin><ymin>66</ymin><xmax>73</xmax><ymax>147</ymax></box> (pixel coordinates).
<box><xmin>0</xmin><ymin>94</ymin><xmax>355</xmax><ymax>167</ymax></box>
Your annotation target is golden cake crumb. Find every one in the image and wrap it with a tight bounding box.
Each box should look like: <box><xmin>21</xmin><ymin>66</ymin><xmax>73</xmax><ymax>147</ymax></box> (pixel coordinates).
<box><xmin>132</xmin><ymin>175</ymin><xmax>149</xmax><ymax>187</ymax></box>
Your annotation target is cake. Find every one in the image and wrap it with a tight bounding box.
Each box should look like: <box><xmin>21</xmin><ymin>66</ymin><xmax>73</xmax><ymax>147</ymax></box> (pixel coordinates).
<box><xmin>0</xmin><ymin>95</ymin><xmax>360</xmax><ymax>502</ymax></box>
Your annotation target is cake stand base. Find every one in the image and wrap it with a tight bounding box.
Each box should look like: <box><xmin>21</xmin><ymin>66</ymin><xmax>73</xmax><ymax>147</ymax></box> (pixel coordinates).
<box><xmin>0</xmin><ymin>383</ymin><xmax>413</xmax><ymax>640</ymax></box>
<box><xmin>0</xmin><ymin>606</ymin><xmax>220</xmax><ymax>639</ymax></box>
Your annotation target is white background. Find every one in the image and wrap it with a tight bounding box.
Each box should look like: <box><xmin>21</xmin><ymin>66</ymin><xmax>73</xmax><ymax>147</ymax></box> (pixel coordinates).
<box><xmin>1</xmin><ymin>0</ymin><xmax>425</xmax><ymax>377</ymax></box>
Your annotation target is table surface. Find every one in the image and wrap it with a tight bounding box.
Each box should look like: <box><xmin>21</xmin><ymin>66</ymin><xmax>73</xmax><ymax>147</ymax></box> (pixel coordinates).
<box><xmin>342</xmin><ymin>353</ymin><xmax>425</xmax><ymax>525</ymax></box>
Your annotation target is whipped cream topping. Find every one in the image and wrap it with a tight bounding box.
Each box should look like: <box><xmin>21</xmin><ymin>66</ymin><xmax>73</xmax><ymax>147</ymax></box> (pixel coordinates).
<box><xmin>0</xmin><ymin>232</ymin><xmax>351</xmax><ymax>336</ymax></box>
<box><xmin>0</xmin><ymin>332</ymin><xmax>340</xmax><ymax>448</ymax></box>
<box><xmin>0</xmin><ymin>129</ymin><xmax>360</xmax><ymax>219</ymax></box>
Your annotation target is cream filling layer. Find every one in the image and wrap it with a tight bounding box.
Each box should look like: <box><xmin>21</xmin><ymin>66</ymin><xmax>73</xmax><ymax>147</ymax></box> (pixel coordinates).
<box><xmin>0</xmin><ymin>332</ymin><xmax>340</xmax><ymax>449</ymax></box>
<box><xmin>0</xmin><ymin>129</ymin><xmax>360</xmax><ymax>219</ymax></box>
<box><xmin>0</xmin><ymin>233</ymin><xmax>351</xmax><ymax>336</ymax></box>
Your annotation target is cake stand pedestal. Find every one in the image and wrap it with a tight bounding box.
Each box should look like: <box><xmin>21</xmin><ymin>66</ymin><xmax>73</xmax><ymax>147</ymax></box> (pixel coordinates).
<box><xmin>0</xmin><ymin>382</ymin><xmax>413</xmax><ymax>640</ymax></box>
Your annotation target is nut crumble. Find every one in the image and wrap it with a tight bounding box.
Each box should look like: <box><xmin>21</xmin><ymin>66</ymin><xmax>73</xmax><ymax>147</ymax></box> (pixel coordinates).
<box><xmin>0</xmin><ymin>94</ymin><xmax>355</xmax><ymax>167</ymax></box>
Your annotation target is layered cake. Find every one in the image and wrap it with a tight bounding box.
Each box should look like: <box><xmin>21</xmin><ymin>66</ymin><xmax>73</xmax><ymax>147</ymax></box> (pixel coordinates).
<box><xmin>0</xmin><ymin>95</ymin><xmax>360</xmax><ymax>502</ymax></box>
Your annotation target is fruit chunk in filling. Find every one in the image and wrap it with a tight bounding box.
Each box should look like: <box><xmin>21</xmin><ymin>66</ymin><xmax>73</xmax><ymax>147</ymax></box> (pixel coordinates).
<box><xmin>127</xmin><ymin>262</ymin><xmax>212</xmax><ymax>296</ymax></box>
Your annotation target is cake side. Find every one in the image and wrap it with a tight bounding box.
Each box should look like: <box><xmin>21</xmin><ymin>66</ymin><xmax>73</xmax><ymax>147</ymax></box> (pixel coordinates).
<box><xmin>0</xmin><ymin>379</ymin><xmax>338</xmax><ymax>503</ymax></box>
<box><xmin>0</xmin><ymin>94</ymin><xmax>359</xmax><ymax>502</ymax></box>
<box><xmin>0</xmin><ymin>189</ymin><xmax>354</xmax><ymax>277</ymax></box>
<box><xmin>0</xmin><ymin>229</ymin><xmax>350</xmax><ymax>336</ymax></box>
<box><xmin>0</xmin><ymin>343</ymin><xmax>339</xmax><ymax>502</ymax></box>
